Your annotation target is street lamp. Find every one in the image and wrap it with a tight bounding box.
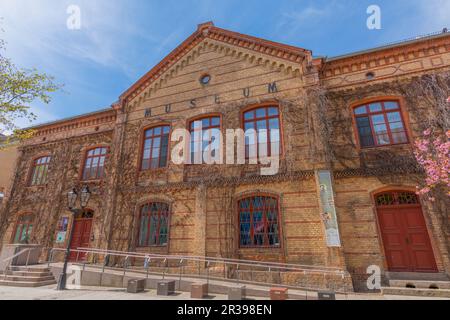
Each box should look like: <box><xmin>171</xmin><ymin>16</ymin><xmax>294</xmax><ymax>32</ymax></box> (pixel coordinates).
<box><xmin>56</xmin><ymin>185</ymin><xmax>91</xmax><ymax>291</ymax></box>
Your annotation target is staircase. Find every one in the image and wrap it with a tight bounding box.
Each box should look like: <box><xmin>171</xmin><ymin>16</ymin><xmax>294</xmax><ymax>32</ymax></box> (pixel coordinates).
<box><xmin>0</xmin><ymin>266</ymin><xmax>56</xmax><ymax>287</ymax></box>
<box><xmin>382</xmin><ymin>272</ymin><xmax>450</xmax><ymax>299</ymax></box>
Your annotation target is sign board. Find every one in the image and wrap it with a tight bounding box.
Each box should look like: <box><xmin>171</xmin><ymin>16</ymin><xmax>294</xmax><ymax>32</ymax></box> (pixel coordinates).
<box><xmin>56</xmin><ymin>232</ymin><xmax>67</xmax><ymax>244</ymax></box>
<box><xmin>317</xmin><ymin>170</ymin><xmax>342</xmax><ymax>247</ymax></box>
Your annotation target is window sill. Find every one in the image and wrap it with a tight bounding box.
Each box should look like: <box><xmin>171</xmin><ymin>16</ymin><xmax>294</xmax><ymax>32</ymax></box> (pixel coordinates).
<box><xmin>79</xmin><ymin>179</ymin><xmax>104</xmax><ymax>184</ymax></box>
<box><xmin>238</xmin><ymin>246</ymin><xmax>282</xmax><ymax>250</ymax></box>
<box><xmin>136</xmin><ymin>245</ymin><xmax>168</xmax><ymax>249</ymax></box>
<box><xmin>359</xmin><ymin>142</ymin><xmax>410</xmax><ymax>151</ymax></box>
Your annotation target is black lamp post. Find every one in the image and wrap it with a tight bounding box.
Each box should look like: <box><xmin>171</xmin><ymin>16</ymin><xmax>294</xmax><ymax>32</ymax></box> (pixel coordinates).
<box><xmin>56</xmin><ymin>185</ymin><xmax>91</xmax><ymax>291</ymax></box>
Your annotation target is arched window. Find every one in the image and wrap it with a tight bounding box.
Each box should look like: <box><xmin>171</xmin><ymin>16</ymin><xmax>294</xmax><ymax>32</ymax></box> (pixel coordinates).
<box><xmin>353</xmin><ymin>100</ymin><xmax>408</xmax><ymax>148</ymax></box>
<box><xmin>375</xmin><ymin>191</ymin><xmax>419</xmax><ymax>207</ymax></box>
<box><xmin>13</xmin><ymin>214</ymin><xmax>33</xmax><ymax>244</ymax></box>
<box><xmin>243</xmin><ymin>106</ymin><xmax>281</xmax><ymax>159</ymax></box>
<box><xmin>238</xmin><ymin>195</ymin><xmax>280</xmax><ymax>248</ymax></box>
<box><xmin>189</xmin><ymin>116</ymin><xmax>221</xmax><ymax>164</ymax></box>
<box><xmin>82</xmin><ymin>147</ymin><xmax>107</xmax><ymax>180</ymax></box>
<box><xmin>137</xmin><ymin>202</ymin><xmax>170</xmax><ymax>247</ymax></box>
<box><xmin>141</xmin><ymin>126</ymin><xmax>170</xmax><ymax>170</ymax></box>
<box><xmin>29</xmin><ymin>156</ymin><xmax>51</xmax><ymax>186</ymax></box>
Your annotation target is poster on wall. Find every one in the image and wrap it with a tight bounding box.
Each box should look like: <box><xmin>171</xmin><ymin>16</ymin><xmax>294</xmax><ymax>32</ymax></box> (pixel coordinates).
<box><xmin>55</xmin><ymin>217</ymin><xmax>69</xmax><ymax>244</ymax></box>
<box><xmin>317</xmin><ymin>170</ymin><xmax>342</xmax><ymax>247</ymax></box>
<box><xmin>56</xmin><ymin>232</ymin><xmax>67</xmax><ymax>243</ymax></box>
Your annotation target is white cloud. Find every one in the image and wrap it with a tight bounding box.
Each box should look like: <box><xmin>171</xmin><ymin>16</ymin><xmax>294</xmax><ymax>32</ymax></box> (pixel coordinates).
<box><xmin>274</xmin><ymin>1</ymin><xmax>343</xmax><ymax>42</ymax></box>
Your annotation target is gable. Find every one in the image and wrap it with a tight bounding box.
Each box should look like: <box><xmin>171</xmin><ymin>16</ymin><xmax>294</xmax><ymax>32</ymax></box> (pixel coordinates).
<box><xmin>122</xmin><ymin>22</ymin><xmax>311</xmax><ymax>112</ymax></box>
<box><xmin>126</xmin><ymin>37</ymin><xmax>307</xmax><ymax>121</ymax></box>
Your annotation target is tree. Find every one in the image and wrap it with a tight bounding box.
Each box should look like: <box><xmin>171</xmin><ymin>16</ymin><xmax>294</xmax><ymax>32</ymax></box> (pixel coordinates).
<box><xmin>0</xmin><ymin>33</ymin><xmax>60</xmax><ymax>144</ymax></box>
<box><xmin>414</xmin><ymin>129</ymin><xmax>450</xmax><ymax>199</ymax></box>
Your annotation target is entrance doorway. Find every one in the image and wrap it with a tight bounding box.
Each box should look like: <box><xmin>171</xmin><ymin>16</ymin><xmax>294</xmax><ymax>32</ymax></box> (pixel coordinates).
<box><xmin>69</xmin><ymin>211</ymin><xmax>93</xmax><ymax>262</ymax></box>
<box><xmin>375</xmin><ymin>191</ymin><xmax>438</xmax><ymax>273</ymax></box>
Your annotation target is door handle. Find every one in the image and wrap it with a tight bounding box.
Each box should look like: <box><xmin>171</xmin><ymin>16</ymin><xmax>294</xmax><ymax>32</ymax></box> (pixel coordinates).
<box><xmin>405</xmin><ymin>237</ymin><xmax>410</xmax><ymax>245</ymax></box>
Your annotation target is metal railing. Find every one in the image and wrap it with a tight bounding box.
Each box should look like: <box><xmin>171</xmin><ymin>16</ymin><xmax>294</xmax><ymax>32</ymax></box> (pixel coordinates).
<box><xmin>47</xmin><ymin>247</ymin><xmax>350</xmax><ymax>293</ymax></box>
<box><xmin>2</xmin><ymin>248</ymin><xmax>36</xmax><ymax>280</ymax></box>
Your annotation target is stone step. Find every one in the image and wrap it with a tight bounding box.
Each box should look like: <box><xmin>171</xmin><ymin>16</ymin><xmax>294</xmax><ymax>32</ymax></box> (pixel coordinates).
<box><xmin>385</xmin><ymin>272</ymin><xmax>450</xmax><ymax>281</ymax></box>
<box><xmin>389</xmin><ymin>279</ymin><xmax>450</xmax><ymax>290</ymax></box>
<box><xmin>0</xmin><ymin>279</ymin><xmax>57</xmax><ymax>288</ymax></box>
<box><xmin>7</xmin><ymin>266</ymin><xmax>51</xmax><ymax>273</ymax></box>
<box><xmin>2</xmin><ymin>275</ymin><xmax>55</xmax><ymax>283</ymax></box>
<box><xmin>382</xmin><ymin>287</ymin><xmax>450</xmax><ymax>299</ymax></box>
<box><xmin>2</xmin><ymin>270</ymin><xmax>53</xmax><ymax>277</ymax></box>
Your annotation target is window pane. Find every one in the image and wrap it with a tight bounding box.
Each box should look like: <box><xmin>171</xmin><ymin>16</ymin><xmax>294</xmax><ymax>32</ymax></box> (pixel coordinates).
<box><xmin>145</xmin><ymin>129</ymin><xmax>153</xmax><ymax>137</ymax></box>
<box><xmin>211</xmin><ymin>117</ymin><xmax>220</xmax><ymax>127</ymax></box>
<box><xmin>244</xmin><ymin>110</ymin><xmax>254</xmax><ymax>120</ymax></box>
<box><xmin>256</xmin><ymin>120</ymin><xmax>266</xmax><ymax>130</ymax></box>
<box><xmin>255</xmin><ymin>108</ymin><xmax>266</xmax><ymax>118</ymax></box>
<box><xmin>268</xmin><ymin>118</ymin><xmax>279</xmax><ymax>130</ymax></box>
<box><xmin>392</xmin><ymin>131</ymin><xmax>408</xmax><ymax>144</ymax></box>
<box><xmin>384</xmin><ymin>101</ymin><xmax>399</xmax><ymax>110</ymax></box>
<box><xmin>268</xmin><ymin>107</ymin><xmax>279</xmax><ymax>116</ymax></box>
<box><xmin>354</xmin><ymin>106</ymin><xmax>367</xmax><ymax>115</ymax></box>
<box><xmin>371</xmin><ymin>114</ymin><xmax>386</xmax><ymax>125</ymax></box>
<box><xmin>356</xmin><ymin>117</ymin><xmax>374</xmax><ymax>147</ymax></box>
<box><xmin>369</xmin><ymin>103</ymin><xmax>382</xmax><ymax>112</ymax></box>
<box><xmin>387</xmin><ymin>112</ymin><xmax>402</xmax><ymax>123</ymax></box>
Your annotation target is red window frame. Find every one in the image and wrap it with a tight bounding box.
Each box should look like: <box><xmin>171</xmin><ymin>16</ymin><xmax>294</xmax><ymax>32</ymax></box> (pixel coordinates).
<box><xmin>82</xmin><ymin>147</ymin><xmax>108</xmax><ymax>181</ymax></box>
<box><xmin>353</xmin><ymin>100</ymin><xmax>409</xmax><ymax>148</ymax></box>
<box><xmin>137</xmin><ymin>202</ymin><xmax>170</xmax><ymax>247</ymax></box>
<box><xmin>189</xmin><ymin>116</ymin><xmax>221</xmax><ymax>164</ymax></box>
<box><xmin>12</xmin><ymin>214</ymin><xmax>33</xmax><ymax>244</ymax></box>
<box><xmin>29</xmin><ymin>156</ymin><xmax>51</xmax><ymax>186</ymax></box>
<box><xmin>238</xmin><ymin>195</ymin><xmax>281</xmax><ymax>248</ymax></box>
<box><xmin>243</xmin><ymin>106</ymin><xmax>282</xmax><ymax>159</ymax></box>
<box><xmin>141</xmin><ymin>126</ymin><xmax>170</xmax><ymax>171</ymax></box>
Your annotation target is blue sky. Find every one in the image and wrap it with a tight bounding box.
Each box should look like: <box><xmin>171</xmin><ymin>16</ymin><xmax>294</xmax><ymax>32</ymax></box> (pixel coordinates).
<box><xmin>0</xmin><ymin>0</ymin><xmax>448</xmax><ymax>128</ymax></box>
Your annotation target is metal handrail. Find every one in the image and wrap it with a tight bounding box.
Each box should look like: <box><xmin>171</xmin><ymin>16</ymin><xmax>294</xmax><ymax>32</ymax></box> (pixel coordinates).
<box><xmin>74</xmin><ymin>247</ymin><xmax>344</xmax><ymax>273</ymax></box>
<box><xmin>47</xmin><ymin>247</ymin><xmax>348</xmax><ymax>290</ymax></box>
<box><xmin>2</xmin><ymin>248</ymin><xmax>37</xmax><ymax>280</ymax></box>
<box><xmin>46</xmin><ymin>247</ymin><xmax>350</xmax><ymax>293</ymax></box>
<box><xmin>2</xmin><ymin>248</ymin><xmax>33</xmax><ymax>263</ymax></box>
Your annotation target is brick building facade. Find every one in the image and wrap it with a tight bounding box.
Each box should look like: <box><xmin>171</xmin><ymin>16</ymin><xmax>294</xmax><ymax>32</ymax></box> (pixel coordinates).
<box><xmin>1</xmin><ymin>23</ymin><xmax>449</xmax><ymax>291</ymax></box>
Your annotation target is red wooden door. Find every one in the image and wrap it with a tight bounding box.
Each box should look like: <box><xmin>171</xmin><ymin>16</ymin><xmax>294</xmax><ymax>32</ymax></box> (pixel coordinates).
<box><xmin>70</xmin><ymin>218</ymin><xmax>93</xmax><ymax>261</ymax></box>
<box><xmin>376</xmin><ymin>192</ymin><xmax>437</xmax><ymax>273</ymax></box>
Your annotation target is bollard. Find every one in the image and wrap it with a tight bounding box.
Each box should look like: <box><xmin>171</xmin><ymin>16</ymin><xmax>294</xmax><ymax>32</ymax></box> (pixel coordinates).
<box><xmin>157</xmin><ymin>280</ymin><xmax>176</xmax><ymax>296</ymax></box>
<box><xmin>127</xmin><ymin>279</ymin><xmax>146</xmax><ymax>293</ymax></box>
<box><xmin>270</xmin><ymin>287</ymin><xmax>288</xmax><ymax>300</ymax></box>
<box><xmin>228</xmin><ymin>285</ymin><xmax>246</xmax><ymax>300</ymax></box>
<box><xmin>191</xmin><ymin>283</ymin><xmax>208</xmax><ymax>299</ymax></box>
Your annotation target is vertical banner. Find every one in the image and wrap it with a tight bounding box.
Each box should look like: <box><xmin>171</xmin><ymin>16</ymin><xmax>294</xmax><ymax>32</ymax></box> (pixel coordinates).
<box><xmin>317</xmin><ymin>170</ymin><xmax>342</xmax><ymax>247</ymax></box>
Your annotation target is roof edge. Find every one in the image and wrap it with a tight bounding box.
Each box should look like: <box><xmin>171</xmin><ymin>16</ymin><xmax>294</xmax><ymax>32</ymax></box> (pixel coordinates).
<box><xmin>327</xmin><ymin>29</ymin><xmax>450</xmax><ymax>62</ymax></box>
<box><xmin>24</xmin><ymin>107</ymin><xmax>114</xmax><ymax>131</ymax></box>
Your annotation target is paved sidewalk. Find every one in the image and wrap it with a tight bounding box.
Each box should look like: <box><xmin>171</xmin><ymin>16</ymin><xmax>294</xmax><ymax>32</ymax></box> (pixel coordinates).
<box><xmin>0</xmin><ymin>284</ymin><xmax>448</xmax><ymax>300</ymax></box>
<box><xmin>0</xmin><ymin>284</ymin><xmax>232</xmax><ymax>300</ymax></box>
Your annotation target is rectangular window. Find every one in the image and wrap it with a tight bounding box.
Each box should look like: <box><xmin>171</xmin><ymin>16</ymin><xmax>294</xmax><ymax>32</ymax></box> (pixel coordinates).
<box><xmin>30</xmin><ymin>156</ymin><xmax>51</xmax><ymax>186</ymax></box>
<box><xmin>141</xmin><ymin>126</ymin><xmax>170</xmax><ymax>170</ymax></box>
<box><xmin>13</xmin><ymin>215</ymin><xmax>33</xmax><ymax>244</ymax></box>
<box><xmin>243</xmin><ymin>106</ymin><xmax>281</xmax><ymax>160</ymax></box>
<box><xmin>354</xmin><ymin>101</ymin><xmax>408</xmax><ymax>148</ymax></box>
<box><xmin>138</xmin><ymin>202</ymin><xmax>170</xmax><ymax>246</ymax></box>
<box><xmin>239</xmin><ymin>196</ymin><xmax>280</xmax><ymax>248</ymax></box>
<box><xmin>189</xmin><ymin>116</ymin><xmax>221</xmax><ymax>164</ymax></box>
<box><xmin>82</xmin><ymin>147</ymin><xmax>107</xmax><ymax>180</ymax></box>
